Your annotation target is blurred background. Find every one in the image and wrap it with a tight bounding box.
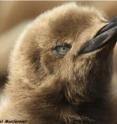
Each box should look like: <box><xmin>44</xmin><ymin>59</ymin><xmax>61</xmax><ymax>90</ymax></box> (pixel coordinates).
<box><xmin>0</xmin><ymin>1</ymin><xmax>117</xmax><ymax>95</ymax></box>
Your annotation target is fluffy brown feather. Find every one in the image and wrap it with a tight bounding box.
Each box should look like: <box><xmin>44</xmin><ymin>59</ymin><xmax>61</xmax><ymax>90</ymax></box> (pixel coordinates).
<box><xmin>0</xmin><ymin>3</ymin><xmax>116</xmax><ymax>124</ymax></box>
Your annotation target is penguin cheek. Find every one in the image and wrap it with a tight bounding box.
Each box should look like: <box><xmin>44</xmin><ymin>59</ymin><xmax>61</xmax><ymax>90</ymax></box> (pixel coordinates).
<box><xmin>41</xmin><ymin>53</ymin><xmax>62</xmax><ymax>75</ymax></box>
<box><xmin>73</xmin><ymin>58</ymin><xmax>89</xmax><ymax>76</ymax></box>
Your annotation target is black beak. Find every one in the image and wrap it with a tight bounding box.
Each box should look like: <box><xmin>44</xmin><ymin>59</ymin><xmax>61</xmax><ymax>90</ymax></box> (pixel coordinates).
<box><xmin>79</xmin><ymin>17</ymin><xmax>117</xmax><ymax>54</ymax></box>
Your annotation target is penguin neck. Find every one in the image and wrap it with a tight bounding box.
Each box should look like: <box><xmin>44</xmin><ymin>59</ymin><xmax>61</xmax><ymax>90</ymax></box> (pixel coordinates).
<box><xmin>71</xmin><ymin>82</ymin><xmax>112</xmax><ymax>124</ymax></box>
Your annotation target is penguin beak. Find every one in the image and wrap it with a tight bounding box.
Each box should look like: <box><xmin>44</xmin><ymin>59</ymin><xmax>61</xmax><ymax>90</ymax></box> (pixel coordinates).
<box><xmin>79</xmin><ymin>18</ymin><xmax>117</xmax><ymax>54</ymax></box>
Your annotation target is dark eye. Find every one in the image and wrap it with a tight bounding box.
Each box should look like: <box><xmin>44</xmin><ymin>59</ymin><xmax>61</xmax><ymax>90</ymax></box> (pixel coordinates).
<box><xmin>52</xmin><ymin>43</ymin><xmax>71</xmax><ymax>56</ymax></box>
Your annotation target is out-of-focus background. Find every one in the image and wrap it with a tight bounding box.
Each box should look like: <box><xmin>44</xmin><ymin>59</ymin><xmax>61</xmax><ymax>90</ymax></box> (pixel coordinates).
<box><xmin>0</xmin><ymin>1</ymin><xmax>117</xmax><ymax>94</ymax></box>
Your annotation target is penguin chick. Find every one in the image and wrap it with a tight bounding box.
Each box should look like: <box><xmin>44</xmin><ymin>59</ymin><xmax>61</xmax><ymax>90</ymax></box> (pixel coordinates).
<box><xmin>0</xmin><ymin>3</ymin><xmax>116</xmax><ymax>124</ymax></box>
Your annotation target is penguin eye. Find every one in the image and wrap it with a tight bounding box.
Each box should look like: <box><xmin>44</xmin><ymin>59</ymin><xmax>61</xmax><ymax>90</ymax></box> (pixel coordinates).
<box><xmin>52</xmin><ymin>43</ymin><xmax>71</xmax><ymax>56</ymax></box>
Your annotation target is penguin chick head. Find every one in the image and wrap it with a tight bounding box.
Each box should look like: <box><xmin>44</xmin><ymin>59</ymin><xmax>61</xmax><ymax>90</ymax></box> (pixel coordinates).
<box><xmin>8</xmin><ymin>3</ymin><xmax>116</xmax><ymax>105</ymax></box>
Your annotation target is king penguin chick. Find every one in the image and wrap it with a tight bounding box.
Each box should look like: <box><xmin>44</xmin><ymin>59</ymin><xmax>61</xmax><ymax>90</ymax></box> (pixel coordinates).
<box><xmin>0</xmin><ymin>3</ymin><xmax>116</xmax><ymax>124</ymax></box>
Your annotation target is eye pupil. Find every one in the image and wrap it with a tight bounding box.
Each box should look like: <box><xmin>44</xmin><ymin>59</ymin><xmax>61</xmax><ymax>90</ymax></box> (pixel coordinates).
<box><xmin>63</xmin><ymin>47</ymin><xmax>66</xmax><ymax>50</ymax></box>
